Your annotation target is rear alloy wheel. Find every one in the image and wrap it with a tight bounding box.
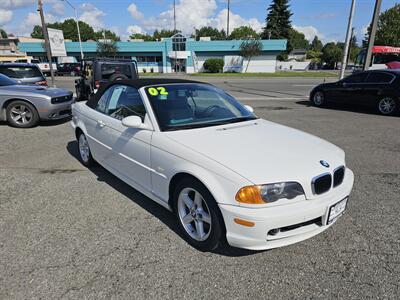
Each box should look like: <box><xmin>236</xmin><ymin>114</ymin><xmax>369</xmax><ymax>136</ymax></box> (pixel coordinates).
<box><xmin>311</xmin><ymin>90</ymin><xmax>325</xmax><ymax>107</ymax></box>
<box><xmin>173</xmin><ymin>178</ymin><xmax>224</xmax><ymax>251</ymax></box>
<box><xmin>78</xmin><ymin>132</ymin><xmax>95</xmax><ymax>167</ymax></box>
<box><xmin>6</xmin><ymin>101</ymin><xmax>39</xmax><ymax>128</ymax></box>
<box><xmin>377</xmin><ymin>97</ymin><xmax>397</xmax><ymax>115</ymax></box>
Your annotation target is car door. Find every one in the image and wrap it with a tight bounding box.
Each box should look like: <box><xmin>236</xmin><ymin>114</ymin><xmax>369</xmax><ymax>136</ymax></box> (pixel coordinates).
<box><xmin>362</xmin><ymin>71</ymin><xmax>397</xmax><ymax>107</ymax></box>
<box><xmin>101</xmin><ymin>84</ymin><xmax>153</xmax><ymax>192</ymax></box>
<box><xmin>83</xmin><ymin>88</ymin><xmax>114</xmax><ymax>163</ymax></box>
<box><xmin>338</xmin><ymin>72</ymin><xmax>369</xmax><ymax>104</ymax></box>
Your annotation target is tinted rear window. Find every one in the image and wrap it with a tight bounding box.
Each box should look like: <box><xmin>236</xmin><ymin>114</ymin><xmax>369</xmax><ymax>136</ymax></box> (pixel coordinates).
<box><xmin>366</xmin><ymin>72</ymin><xmax>395</xmax><ymax>83</ymax></box>
<box><xmin>100</xmin><ymin>64</ymin><xmax>132</xmax><ymax>80</ymax></box>
<box><xmin>0</xmin><ymin>66</ymin><xmax>43</xmax><ymax>79</ymax></box>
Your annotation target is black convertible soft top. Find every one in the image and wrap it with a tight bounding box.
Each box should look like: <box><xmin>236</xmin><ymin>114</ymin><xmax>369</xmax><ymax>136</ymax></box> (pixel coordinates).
<box><xmin>86</xmin><ymin>78</ymin><xmax>208</xmax><ymax>108</ymax></box>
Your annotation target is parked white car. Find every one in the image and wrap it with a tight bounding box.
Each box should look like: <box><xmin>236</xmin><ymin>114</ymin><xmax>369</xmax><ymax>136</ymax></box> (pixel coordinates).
<box><xmin>71</xmin><ymin>79</ymin><xmax>354</xmax><ymax>251</ymax></box>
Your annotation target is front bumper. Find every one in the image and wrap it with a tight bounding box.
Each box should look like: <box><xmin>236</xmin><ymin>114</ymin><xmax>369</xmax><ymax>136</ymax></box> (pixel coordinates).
<box><xmin>219</xmin><ymin>168</ymin><xmax>354</xmax><ymax>251</ymax></box>
<box><xmin>38</xmin><ymin>99</ymin><xmax>74</xmax><ymax>120</ymax></box>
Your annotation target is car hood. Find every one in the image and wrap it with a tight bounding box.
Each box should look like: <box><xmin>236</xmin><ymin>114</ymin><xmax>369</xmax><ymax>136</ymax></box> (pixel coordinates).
<box><xmin>166</xmin><ymin>119</ymin><xmax>345</xmax><ymax>198</ymax></box>
<box><xmin>0</xmin><ymin>85</ymin><xmax>71</xmax><ymax>97</ymax></box>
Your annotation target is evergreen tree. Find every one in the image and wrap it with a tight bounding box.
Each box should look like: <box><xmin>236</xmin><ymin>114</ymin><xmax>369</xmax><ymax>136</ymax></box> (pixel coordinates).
<box><xmin>310</xmin><ymin>36</ymin><xmax>323</xmax><ymax>52</ymax></box>
<box><xmin>261</xmin><ymin>0</ymin><xmax>292</xmax><ymax>40</ymax></box>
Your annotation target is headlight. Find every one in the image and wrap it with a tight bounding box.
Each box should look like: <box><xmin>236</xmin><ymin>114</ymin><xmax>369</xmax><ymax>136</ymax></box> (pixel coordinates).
<box><xmin>235</xmin><ymin>182</ymin><xmax>305</xmax><ymax>204</ymax></box>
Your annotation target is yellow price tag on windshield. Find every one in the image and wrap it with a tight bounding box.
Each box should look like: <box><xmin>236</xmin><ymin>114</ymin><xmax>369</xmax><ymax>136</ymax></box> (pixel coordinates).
<box><xmin>148</xmin><ymin>87</ymin><xmax>168</xmax><ymax>96</ymax></box>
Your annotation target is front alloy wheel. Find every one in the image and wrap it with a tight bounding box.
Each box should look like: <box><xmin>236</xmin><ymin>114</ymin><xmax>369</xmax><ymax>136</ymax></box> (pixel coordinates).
<box><xmin>78</xmin><ymin>132</ymin><xmax>95</xmax><ymax>166</ymax></box>
<box><xmin>6</xmin><ymin>101</ymin><xmax>39</xmax><ymax>128</ymax></box>
<box><xmin>377</xmin><ymin>97</ymin><xmax>397</xmax><ymax>115</ymax></box>
<box><xmin>177</xmin><ymin>187</ymin><xmax>212</xmax><ymax>241</ymax></box>
<box><xmin>173</xmin><ymin>178</ymin><xmax>224</xmax><ymax>251</ymax></box>
<box><xmin>312</xmin><ymin>90</ymin><xmax>325</xmax><ymax>107</ymax></box>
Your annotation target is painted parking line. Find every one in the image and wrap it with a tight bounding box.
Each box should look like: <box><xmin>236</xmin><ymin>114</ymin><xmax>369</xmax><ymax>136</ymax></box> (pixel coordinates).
<box><xmin>292</xmin><ymin>84</ymin><xmax>317</xmax><ymax>87</ymax></box>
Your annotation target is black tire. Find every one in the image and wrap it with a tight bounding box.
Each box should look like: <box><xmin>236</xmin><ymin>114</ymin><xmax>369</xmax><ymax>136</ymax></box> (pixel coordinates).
<box><xmin>109</xmin><ymin>74</ymin><xmax>128</xmax><ymax>82</ymax></box>
<box><xmin>376</xmin><ymin>96</ymin><xmax>398</xmax><ymax>116</ymax></box>
<box><xmin>173</xmin><ymin>177</ymin><xmax>225</xmax><ymax>251</ymax></box>
<box><xmin>6</xmin><ymin>100</ymin><xmax>39</xmax><ymax>128</ymax></box>
<box><xmin>310</xmin><ymin>90</ymin><xmax>326</xmax><ymax>107</ymax></box>
<box><xmin>77</xmin><ymin>131</ymin><xmax>95</xmax><ymax>167</ymax></box>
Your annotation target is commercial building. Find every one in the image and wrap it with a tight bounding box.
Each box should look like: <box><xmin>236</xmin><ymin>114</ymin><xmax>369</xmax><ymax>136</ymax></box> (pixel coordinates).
<box><xmin>18</xmin><ymin>34</ymin><xmax>287</xmax><ymax>73</ymax></box>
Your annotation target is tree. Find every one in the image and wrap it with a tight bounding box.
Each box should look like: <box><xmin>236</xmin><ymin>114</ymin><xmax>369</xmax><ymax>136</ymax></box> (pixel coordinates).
<box><xmin>30</xmin><ymin>19</ymin><xmax>98</xmax><ymax>41</ymax></box>
<box><xmin>229</xmin><ymin>26</ymin><xmax>259</xmax><ymax>40</ymax></box>
<box><xmin>97</xmin><ymin>40</ymin><xmax>119</xmax><ymax>57</ymax></box>
<box><xmin>322</xmin><ymin>42</ymin><xmax>342</xmax><ymax>69</ymax></box>
<box><xmin>194</xmin><ymin>26</ymin><xmax>225</xmax><ymax>40</ymax></box>
<box><xmin>288</xmin><ymin>28</ymin><xmax>309</xmax><ymax>52</ymax></box>
<box><xmin>261</xmin><ymin>0</ymin><xmax>292</xmax><ymax>40</ymax></box>
<box><xmin>153</xmin><ymin>29</ymin><xmax>179</xmax><ymax>40</ymax></box>
<box><xmin>363</xmin><ymin>4</ymin><xmax>400</xmax><ymax>47</ymax></box>
<box><xmin>0</xmin><ymin>28</ymin><xmax>8</xmax><ymax>38</ymax></box>
<box><xmin>94</xmin><ymin>29</ymin><xmax>120</xmax><ymax>41</ymax></box>
<box><xmin>310</xmin><ymin>36</ymin><xmax>323</xmax><ymax>52</ymax></box>
<box><xmin>239</xmin><ymin>39</ymin><xmax>263</xmax><ymax>72</ymax></box>
<box><xmin>129</xmin><ymin>33</ymin><xmax>155</xmax><ymax>41</ymax></box>
<box><xmin>31</xmin><ymin>25</ymin><xmax>44</xmax><ymax>39</ymax></box>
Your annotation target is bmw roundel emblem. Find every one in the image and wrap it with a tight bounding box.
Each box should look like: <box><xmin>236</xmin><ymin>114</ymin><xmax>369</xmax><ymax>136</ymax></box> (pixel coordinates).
<box><xmin>320</xmin><ymin>160</ymin><xmax>330</xmax><ymax>168</ymax></box>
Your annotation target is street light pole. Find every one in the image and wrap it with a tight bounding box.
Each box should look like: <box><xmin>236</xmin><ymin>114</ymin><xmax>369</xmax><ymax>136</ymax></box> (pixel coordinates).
<box><xmin>363</xmin><ymin>0</ymin><xmax>382</xmax><ymax>71</ymax></box>
<box><xmin>62</xmin><ymin>0</ymin><xmax>84</xmax><ymax>60</ymax></box>
<box><xmin>339</xmin><ymin>0</ymin><xmax>356</xmax><ymax>79</ymax></box>
<box><xmin>38</xmin><ymin>0</ymin><xmax>55</xmax><ymax>87</ymax></box>
<box><xmin>227</xmin><ymin>0</ymin><xmax>230</xmax><ymax>37</ymax></box>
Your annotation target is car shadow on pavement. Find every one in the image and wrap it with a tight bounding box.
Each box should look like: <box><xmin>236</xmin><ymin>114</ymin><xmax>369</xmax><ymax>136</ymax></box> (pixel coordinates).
<box><xmin>0</xmin><ymin>117</ymin><xmax>71</xmax><ymax>127</ymax></box>
<box><xmin>295</xmin><ymin>100</ymin><xmax>400</xmax><ymax>117</ymax></box>
<box><xmin>66</xmin><ymin>140</ymin><xmax>258</xmax><ymax>257</ymax></box>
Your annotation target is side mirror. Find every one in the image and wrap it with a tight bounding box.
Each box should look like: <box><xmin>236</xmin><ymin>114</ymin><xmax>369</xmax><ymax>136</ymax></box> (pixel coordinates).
<box><xmin>122</xmin><ymin>116</ymin><xmax>143</xmax><ymax>128</ymax></box>
<box><xmin>244</xmin><ymin>105</ymin><xmax>254</xmax><ymax>113</ymax></box>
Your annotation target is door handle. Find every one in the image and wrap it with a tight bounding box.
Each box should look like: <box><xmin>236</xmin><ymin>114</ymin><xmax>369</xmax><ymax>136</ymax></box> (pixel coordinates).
<box><xmin>97</xmin><ymin>120</ymin><xmax>106</xmax><ymax>127</ymax></box>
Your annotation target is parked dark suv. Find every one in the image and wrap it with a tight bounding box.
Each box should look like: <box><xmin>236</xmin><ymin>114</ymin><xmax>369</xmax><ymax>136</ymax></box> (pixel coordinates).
<box><xmin>310</xmin><ymin>70</ymin><xmax>400</xmax><ymax>115</ymax></box>
<box><xmin>75</xmin><ymin>58</ymin><xmax>138</xmax><ymax>101</ymax></box>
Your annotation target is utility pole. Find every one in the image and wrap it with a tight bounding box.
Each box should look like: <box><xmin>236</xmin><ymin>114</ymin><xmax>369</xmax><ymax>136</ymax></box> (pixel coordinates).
<box><xmin>62</xmin><ymin>0</ymin><xmax>84</xmax><ymax>60</ymax></box>
<box><xmin>173</xmin><ymin>0</ymin><xmax>176</xmax><ymax>32</ymax></box>
<box><xmin>37</xmin><ymin>0</ymin><xmax>55</xmax><ymax>86</ymax></box>
<box><xmin>339</xmin><ymin>0</ymin><xmax>356</xmax><ymax>79</ymax></box>
<box><xmin>227</xmin><ymin>0</ymin><xmax>230</xmax><ymax>37</ymax></box>
<box><xmin>364</xmin><ymin>0</ymin><xmax>382</xmax><ymax>70</ymax></box>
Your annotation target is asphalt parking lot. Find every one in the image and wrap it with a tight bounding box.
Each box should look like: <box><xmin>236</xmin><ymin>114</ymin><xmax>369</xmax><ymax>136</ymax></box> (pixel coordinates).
<box><xmin>1</xmin><ymin>76</ymin><xmax>399</xmax><ymax>299</ymax></box>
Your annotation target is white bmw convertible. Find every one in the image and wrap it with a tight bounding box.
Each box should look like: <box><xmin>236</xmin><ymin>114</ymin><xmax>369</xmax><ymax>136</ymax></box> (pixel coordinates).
<box><xmin>71</xmin><ymin>78</ymin><xmax>354</xmax><ymax>251</ymax></box>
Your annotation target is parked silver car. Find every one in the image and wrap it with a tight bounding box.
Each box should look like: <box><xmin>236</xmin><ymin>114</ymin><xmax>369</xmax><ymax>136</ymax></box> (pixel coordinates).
<box><xmin>0</xmin><ymin>74</ymin><xmax>73</xmax><ymax>128</ymax></box>
<box><xmin>0</xmin><ymin>63</ymin><xmax>47</xmax><ymax>85</ymax></box>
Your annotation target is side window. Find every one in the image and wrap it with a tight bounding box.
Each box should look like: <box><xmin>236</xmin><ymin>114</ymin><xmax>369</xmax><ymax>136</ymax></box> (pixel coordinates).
<box><xmin>365</xmin><ymin>72</ymin><xmax>395</xmax><ymax>84</ymax></box>
<box><xmin>106</xmin><ymin>85</ymin><xmax>146</xmax><ymax>121</ymax></box>
<box><xmin>343</xmin><ymin>73</ymin><xmax>368</xmax><ymax>84</ymax></box>
<box><xmin>95</xmin><ymin>89</ymin><xmax>111</xmax><ymax>113</ymax></box>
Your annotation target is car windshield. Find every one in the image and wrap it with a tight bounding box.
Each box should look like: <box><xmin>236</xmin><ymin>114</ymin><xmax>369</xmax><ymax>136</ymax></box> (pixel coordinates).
<box><xmin>0</xmin><ymin>66</ymin><xmax>43</xmax><ymax>79</ymax></box>
<box><xmin>0</xmin><ymin>73</ymin><xmax>17</xmax><ymax>86</ymax></box>
<box><xmin>144</xmin><ymin>83</ymin><xmax>257</xmax><ymax>131</ymax></box>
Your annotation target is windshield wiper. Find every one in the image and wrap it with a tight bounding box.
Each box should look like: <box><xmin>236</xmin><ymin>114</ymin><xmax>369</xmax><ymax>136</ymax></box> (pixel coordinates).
<box><xmin>165</xmin><ymin>116</ymin><xmax>258</xmax><ymax>131</ymax></box>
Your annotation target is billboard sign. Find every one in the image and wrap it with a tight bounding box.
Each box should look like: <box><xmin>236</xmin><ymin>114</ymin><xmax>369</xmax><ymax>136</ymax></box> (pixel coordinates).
<box><xmin>48</xmin><ymin>28</ymin><xmax>67</xmax><ymax>57</ymax></box>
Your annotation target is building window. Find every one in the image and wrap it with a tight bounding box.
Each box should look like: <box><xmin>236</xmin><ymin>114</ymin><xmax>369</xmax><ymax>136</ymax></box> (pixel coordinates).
<box><xmin>172</xmin><ymin>33</ymin><xmax>186</xmax><ymax>51</ymax></box>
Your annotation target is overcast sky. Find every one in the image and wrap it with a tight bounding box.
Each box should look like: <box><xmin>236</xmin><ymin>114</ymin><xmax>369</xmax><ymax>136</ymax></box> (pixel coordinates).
<box><xmin>0</xmin><ymin>0</ymin><xmax>398</xmax><ymax>43</ymax></box>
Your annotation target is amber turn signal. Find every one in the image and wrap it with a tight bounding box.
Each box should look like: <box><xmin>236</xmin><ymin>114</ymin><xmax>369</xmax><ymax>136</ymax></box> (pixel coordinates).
<box><xmin>235</xmin><ymin>185</ymin><xmax>265</xmax><ymax>204</ymax></box>
<box><xmin>234</xmin><ymin>218</ymin><xmax>255</xmax><ymax>227</ymax></box>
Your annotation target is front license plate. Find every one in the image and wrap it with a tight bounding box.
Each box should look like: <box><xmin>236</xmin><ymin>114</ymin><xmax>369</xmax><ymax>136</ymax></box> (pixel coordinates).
<box><xmin>327</xmin><ymin>197</ymin><xmax>348</xmax><ymax>225</ymax></box>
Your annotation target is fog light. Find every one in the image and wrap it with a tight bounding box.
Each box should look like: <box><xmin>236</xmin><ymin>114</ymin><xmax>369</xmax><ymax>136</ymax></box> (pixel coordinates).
<box><xmin>268</xmin><ymin>228</ymin><xmax>280</xmax><ymax>236</ymax></box>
